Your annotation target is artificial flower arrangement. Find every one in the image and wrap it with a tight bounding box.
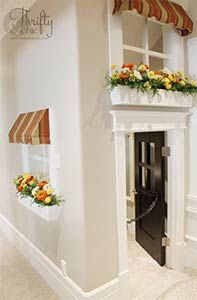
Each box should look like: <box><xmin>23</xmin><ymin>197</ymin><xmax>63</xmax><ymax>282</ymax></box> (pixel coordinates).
<box><xmin>14</xmin><ymin>173</ymin><xmax>63</xmax><ymax>207</ymax></box>
<box><xmin>107</xmin><ymin>63</ymin><xmax>197</xmax><ymax>95</ymax></box>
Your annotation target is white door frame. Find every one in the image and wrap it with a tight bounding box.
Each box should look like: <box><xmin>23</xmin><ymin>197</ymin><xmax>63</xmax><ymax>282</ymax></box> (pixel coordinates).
<box><xmin>111</xmin><ymin>109</ymin><xmax>189</xmax><ymax>294</ymax></box>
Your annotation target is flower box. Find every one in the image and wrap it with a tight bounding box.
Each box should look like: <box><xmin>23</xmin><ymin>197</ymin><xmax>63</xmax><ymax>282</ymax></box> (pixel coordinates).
<box><xmin>110</xmin><ymin>86</ymin><xmax>196</xmax><ymax>108</ymax></box>
<box><xmin>18</xmin><ymin>196</ymin><xmax>62</xmax><ymax>222</ymax></box>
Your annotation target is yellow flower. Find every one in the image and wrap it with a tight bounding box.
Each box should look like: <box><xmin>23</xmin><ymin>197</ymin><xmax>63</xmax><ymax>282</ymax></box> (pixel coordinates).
<box><xmin>44</xmin><ymin>197</ymin><xmax>51</xmax><ymax>204</ymax></box>
<box><xmin>163</xmin><ymin>78</ymin><xmax>170</xmax><ymax>85</ymax></box>
<box><xmin>29</xmin><ymin>180</ymin><xmax>35</xmax><ymax>186</ymax></box>
<box><xmin>46</xmin><ymin>188</ymin><xmax>53</xmax><ymax>195</ymax></box>
<box><xmin>23</xmin><ymin>173</ymin><xmax>30</xmax><ymax>179</ymax></box>
<box><xmin>144</xmin><ymin>81</ymin><xmax>151</xmax><ymax>90</ymax></box>
<box><xmin>22</xmin><ymin>184</ymin><xmax>27</xmax><ymax>189</ymax></box>
<box><xmin>168</xmin><ymin>74</ymin><xmax>174</xmax><ymax>81</ymax></box>
<box><xmin>190</xmin><ymin>80</ymin><xmax>197</xmax><ymax>86</ymax></box>
<box><xmin>138</xmin><ymin>64</ymin><xmax>147</xmax><ymax>72</ymax></box>
<box><xmin>165</xmin><ymin>84</ymin><xmax>172</xmax><ymax>90</ymax></box>
<box><xmin>148</xmin><ymin>71</ymin><xmax>155</xmax><ymax>78</ymax></box>
<box><xmin>180</xmin><ymin>80</ymin><xmax>186</xmax><ymax>87</ymax></box>
<box><xmin>112</xmin><ymin>73</ymin><xmax>119</xmax><ymax>80</ymax></box>
<box><xmin>178</xmin><ymin>70</ymin><xmax>184</xmax><ymax>77</ymax></box>
<box><xmin>111</xmin><ymin>64</ymin><xmax>117</xmax><ymax>70</ymax></box>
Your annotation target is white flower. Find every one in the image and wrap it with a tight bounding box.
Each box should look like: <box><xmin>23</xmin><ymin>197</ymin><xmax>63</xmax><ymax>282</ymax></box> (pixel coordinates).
<box><xmin>43</xmin><ymin>184</ymin><xmax>50</xmax><ymax>191</ymax></box>
<box><xmin>162</xmin><ymin>68</ymin><xmax>172</xmax><ymax>75</ymax></box>
<box><xmin>121</xmin><ymin>67</ymin><xmax>130</xmax><ymax>73</ymax></box>
<box><xmin>32</xmin><ymin>187</ymin><xmax>39</xmax><ymax>197</ymax></box>
<box><xmin>133</xmin><ymin>70</ymin><xmax>142</xmax><ymax>80</ymax></box>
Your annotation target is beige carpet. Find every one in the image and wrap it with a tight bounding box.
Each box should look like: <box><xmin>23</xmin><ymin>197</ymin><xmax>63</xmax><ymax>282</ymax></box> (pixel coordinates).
<box><xmin>128</xmin><ymin>232</ymin><xmax>197</xmax><ymax>300</ymax></box>
<box><xmin>0</xmin><ymin>231</ymin><xmax>60</xmax><ymax>300</ymax></box>
<box><xmin>1</xmin><ymin>226</ymin><xmax>197</xmax><ymax>300</ymax></box>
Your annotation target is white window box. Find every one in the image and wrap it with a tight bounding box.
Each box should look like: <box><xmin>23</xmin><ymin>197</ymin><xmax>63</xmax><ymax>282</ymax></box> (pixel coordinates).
<box><xmin>110</xmin><ymin>86</ymin><xmax>195</xmax><ymax>108</ymax></box>
<box><xmin>18</xmin><ymin>196</ymin><xmax>62</xmax><ymax>222</ymax></box>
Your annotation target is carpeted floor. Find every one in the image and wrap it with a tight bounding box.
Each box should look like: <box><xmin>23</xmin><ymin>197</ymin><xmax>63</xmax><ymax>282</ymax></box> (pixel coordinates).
<box><xmin>0</xmin><ymin>231</ymin><xmax>60</xmax><ymax>300</ymax></box>
<box><xmin>128</xmin><ymin>232</ymin><xmax>197</xmax><ymax>300</ymax></box>
<box><xmin>1</xmin><ymin>226</ymin><xmax>197</xmax><ymax>300</ymax></box>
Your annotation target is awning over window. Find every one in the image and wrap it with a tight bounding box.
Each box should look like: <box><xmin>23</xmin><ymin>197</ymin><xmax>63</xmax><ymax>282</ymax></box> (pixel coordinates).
<box><xmin>9</xmin><ymin>109</ymin><xmax>50</xmax><ymax>145</ymax></box>
<box><xmin>113</xmin><ymin>0</ymin><xmax>193</xmax><ymax>36</ymax></box>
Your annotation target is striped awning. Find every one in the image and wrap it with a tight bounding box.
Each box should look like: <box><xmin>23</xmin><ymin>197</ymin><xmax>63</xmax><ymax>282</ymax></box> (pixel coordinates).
<box><xmin>9</xmin><ymin>109</ymin><xmax>50</xmax><ymax>145</ymax></box>
<box><xmin>113</xmin><ymin>0</ymin><xmax>193</xmax><ymax>36</ymax></box>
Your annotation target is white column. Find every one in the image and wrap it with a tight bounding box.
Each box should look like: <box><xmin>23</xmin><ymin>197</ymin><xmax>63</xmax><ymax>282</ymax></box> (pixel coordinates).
<box><xmin>114</xmin><ymin>131</ymin><xmax>129</xmax><ymax>299</ymax></box>
<box><xmin>167</xmin><ymin>129</ymin><xmax>186</xmax><ymax>271</ymax></box>
<box><xmin>108</xmin><ymin>0</ymin><xmax>123</xmax><ymax>69</ymax></box>
<box><xmin>188</xmin><ymin>38</ymin><xmax>197</xmax><ymax>82</ymax></box>
<box><xmin>22</xmin><ymin>144</ymin><xmax>30</xmax><ymax>173</ymax></box>
<box><xmin>163</xmin><ymin>27</ymin><xmax>184</xmax><ymax>72</ymax></box>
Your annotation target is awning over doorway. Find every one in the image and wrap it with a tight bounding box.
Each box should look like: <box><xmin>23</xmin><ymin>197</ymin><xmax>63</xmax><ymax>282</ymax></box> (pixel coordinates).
<box><xmin>113</xmin><ymin>0</ymin><xmax>193</xmax><ymax>36</ymax></box>
<box><xmin>9</xmin><ymin>109</ymin><xmax>50</xmax><ymax>145</ymax></box>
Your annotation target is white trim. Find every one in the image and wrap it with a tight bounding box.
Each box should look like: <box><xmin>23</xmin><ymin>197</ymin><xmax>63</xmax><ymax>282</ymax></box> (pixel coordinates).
<box><xmin>32</xmin><ymin>155</ymin><xmax>49</xmax><ymax>163</ymax></box>
<box><xmin>111</xmin><ymin>109</ymin><xmax>188</xmax><ymax>277</ymax></box>
<box><xmin>48</xmin><ymin>109</ymin><xmax>60</xmax><ymax>193</ymax></box>
<box><xmin>114</xmin><ymin>132</ymin><xmax>128</xmax><ymax>275</ymax></box>
<box><xmin>123</xmin><ymin>44</ymin><xmax>170</xmax><ymax>60</ymax></box>
<box><xmin>108</xmin><ymin>0</ymin><xmax>123</xmax><ymax>69</ymax></box>
<box><xmin>111</xmin><ymin>110</ymin><xmax>188</xmax><ymax>133</ymax></box>
<box><xmin>18</xmin><ymin>196</ymin><xmax>62</xmax><ymax>222</ymax></box>
<box><xmin>22</xmin><ymin>144</ymin><xmax>30</xmax><ymax>173</ymax></box>
<box><xmin>0</xmin><ymin>212</ymin><xmax>121</xmax><ymax>300</ymax></box>
<box><xmin>110</xmin><ymin>87</ymin><xmax>195</xmax><ymax>108</ymax></box>
<box><xmin>186</xmin><ymin>194</ymin><xmax>197</xmax><ymax>214</ymax></box>
<box><xmin>186</xmin><ymin>235</ymin><xmax>197</xmax><ymax>244</ymax></box>
<box><xmin>166</xmin><ymin>129</ymin><xmax>187</xmax><ymax>271</ymax></box>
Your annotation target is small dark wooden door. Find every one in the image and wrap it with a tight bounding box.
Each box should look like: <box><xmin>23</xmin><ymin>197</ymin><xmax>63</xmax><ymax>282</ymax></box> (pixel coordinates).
<box><xmin>135</xmin><ymin>131</ymin><xmax>166</xmax><ymax>266</ymax></box>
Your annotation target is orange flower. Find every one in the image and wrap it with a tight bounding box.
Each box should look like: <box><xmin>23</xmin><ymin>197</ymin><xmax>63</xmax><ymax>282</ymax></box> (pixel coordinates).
<box><xmin>24</xmin><ymin>176</ymin><xmax>34</xmax><ymax>184</ymax></box>
<box><xmin>36</xmin><ymin>190</ymin><xmax>48</xmax><ymax>201</ymax></box>
<box><xmin>37</xmin><ymin>181</ymin><xmax>48</xmax><ymax>189</ymax></box>
<box><xmin>122</xmin><ymin>64</ymin><xmax>134</xmax><ymax>70</ymax></box>
<box><xmin>155</xmin><ymin>70</ymin><xmax>161</xmax><ymax>75</ymax></box>
<box><xmin>17</xmin><ymin>185</ymin><xmax>23</xmax><ymax>192</ymax></box>
<box><xmin>119</xmin><ymin>73</ymin><xmax>129</xmax><ymax>80</ymax></box>
<box><xmin>145</xmin><ymin>64</ymin><xmax>150</xmax><ymax>70</ymax></box>
<box><xmin>18</xmin><ymin>177</ymin><xmax>23</xmax><ymax>183</ymax></box>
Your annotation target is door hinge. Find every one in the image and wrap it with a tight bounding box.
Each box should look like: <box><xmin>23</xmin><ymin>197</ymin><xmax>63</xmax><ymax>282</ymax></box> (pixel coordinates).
<box><xmin>162</xmin><ymin>237</ymin><xmax>170</xmax><ymax>247</ymax></box>
<box><xmin>162</xmin><ymin>146</ymin><xmax>171</xmax><ymax>157</ymax></box>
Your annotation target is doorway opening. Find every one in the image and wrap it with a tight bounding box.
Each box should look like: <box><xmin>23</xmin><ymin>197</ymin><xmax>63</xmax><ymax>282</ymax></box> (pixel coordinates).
<box><xmin>111</xmin><ymin>109</ymin><xmax>187</xmax><ymax>297</ymax></box>
<box><xmin>126</xmin><ymin>131</ymin><xmax>167</xmax><ymax>267</ymax></box>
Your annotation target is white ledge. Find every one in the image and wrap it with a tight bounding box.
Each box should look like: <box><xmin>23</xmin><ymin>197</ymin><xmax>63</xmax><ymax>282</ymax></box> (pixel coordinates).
<box><xmin>110</xmin><ymin>110</ymin><xmax>189</xmax><ymax>132</ymax></box>
<box><xmin>18</xmin><ymin>196</ymin><xmax>62</xmax><ymax>222</ymax></box>
<box><xmin>110</xmin><ymin>86</ymin><xmax>196</xmax><ymax>108</ymax></box>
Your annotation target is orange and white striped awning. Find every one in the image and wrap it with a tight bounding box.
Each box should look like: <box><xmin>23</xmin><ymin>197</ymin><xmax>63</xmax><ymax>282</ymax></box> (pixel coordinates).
<box><xmin>113</xmin><ymin>0</ymin><xmax>193</xmax><ymax>36</ymax></box>
<box><xmin>9</xmin><ymin>109</ymin><xmax>50</xmax><ymax>145</ymax></box>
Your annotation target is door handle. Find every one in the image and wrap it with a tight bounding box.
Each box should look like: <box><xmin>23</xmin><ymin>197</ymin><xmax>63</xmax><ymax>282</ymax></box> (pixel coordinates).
<box><xmin>132</xmin><ymin>190</ymin><xmax>138</xmax><ymax>195</ymax></box>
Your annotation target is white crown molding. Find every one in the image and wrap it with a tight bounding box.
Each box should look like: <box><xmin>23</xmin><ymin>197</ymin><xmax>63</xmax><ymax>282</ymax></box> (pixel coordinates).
<box><xmin>0</xmin><ymin>212</ymin><xmax>121</xmax><ymax>300</ymax></box>
<box><xmin>110</xmin><ymin>110</ymin><xmax>189</xmax><ymax>132</ymax></box>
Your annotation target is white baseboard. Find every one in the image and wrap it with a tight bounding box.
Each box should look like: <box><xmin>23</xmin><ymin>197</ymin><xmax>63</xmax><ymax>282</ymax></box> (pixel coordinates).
<box><xmin>0</xmin><ymin>213</ymin><xmax>122</xmax><ymax>300</ymax></box>
<box><xmin>186</xmin><ymin>194</ymin><xmax>197</xmax><ymax>214</ymax></box>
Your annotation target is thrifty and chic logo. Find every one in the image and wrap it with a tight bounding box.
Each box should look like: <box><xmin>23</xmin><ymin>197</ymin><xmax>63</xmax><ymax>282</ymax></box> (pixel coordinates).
<box><xmin>6</xmin><ymin>7</ymin><xmax>53</xmax><ymax>39</ymax></box>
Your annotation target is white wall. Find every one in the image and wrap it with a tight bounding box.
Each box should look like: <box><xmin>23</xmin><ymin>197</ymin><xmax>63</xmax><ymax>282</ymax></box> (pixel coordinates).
<box><xmin>0</xmin><ymin>0</ymin><xmax>118</xmax><ymax>293</ymax></box>
<box><xmin>75</xmin><ymin>0</ymin><xmax>118</xmax><ymax>290</ymax></box>
<box><xmin>182</xmin><ymin>0</ymin><xmax>197</xmax><ymax>270</ymax></box>
<box><xmin>185</xmin><ymin>35</ymin><xmax>197</xmax><ymax>270</ymax></box>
